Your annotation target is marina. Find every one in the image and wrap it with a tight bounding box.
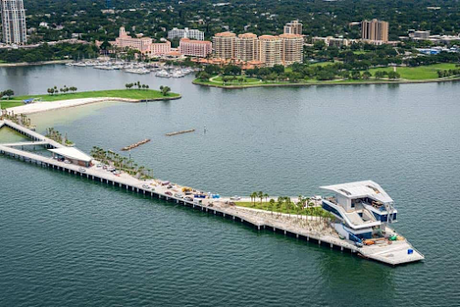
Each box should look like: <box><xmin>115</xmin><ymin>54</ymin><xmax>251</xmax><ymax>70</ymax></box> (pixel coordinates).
<box><xmin>66</xmin><ymin>59</ymin><xmax>196</xmax><ymax>77</ymax></box>
<box><xmin>0</xmin><ymin>119</ymin><xmax>424</xmax><ymax>266</ymax></box>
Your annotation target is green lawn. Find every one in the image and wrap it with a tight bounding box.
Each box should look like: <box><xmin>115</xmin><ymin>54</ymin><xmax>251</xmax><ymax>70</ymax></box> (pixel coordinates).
<box><xmin>369</xmin><ymin>63</ymin><xmax>458</xmax><ymax>80</ymax></box>
<box><xmin>310</xmin><ymin>61</ymin><xmax>341</xmax><ymax>67</ymax></box>
<box><xmin>236</xmin><ymin>201</ymin><xmax>333</xmax><ymax>217</ymax></box>
<box><xmin>211</xmin><ymin>75</ymin><xmax>262</xmax><ymax>84</ymax></box>
<box><xmin>10</xmin><ymin>89</ymin><xmax>180</xmax><ymax>103</ymax></box>
<box><xmin>0</xmin><ymin>100</ymin><xmax>24</xmax><ymax>109</ymax></box>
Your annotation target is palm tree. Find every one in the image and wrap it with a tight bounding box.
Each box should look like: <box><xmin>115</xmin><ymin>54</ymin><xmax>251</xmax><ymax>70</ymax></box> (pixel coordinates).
<box><xmin>269</xmin><ymin>199</ymin><xmax>275</xmax><ymax>216</ymax></box>
<box><xmin>285</xmin><ymin>197</ymin><xmax>292</xmax><ymax>214</ymax></box>
<box><xmin>257</xmin><ymin>191</ymin><xmax>263</xmax><ymax>204</ymax></box>
<box><xmin>276</xmin><ymin>197</ymin><xmax>284</xmax><ymax>217</ymax></box>
<box><xmin>250</xmin><ymin>192</ymin><xmax>258</xmax><ymax>207</ymax></box>
<box><xmin>264</xmin><ymin>193</ymin><xmax>269</xmax><ymax>203</ymax></box>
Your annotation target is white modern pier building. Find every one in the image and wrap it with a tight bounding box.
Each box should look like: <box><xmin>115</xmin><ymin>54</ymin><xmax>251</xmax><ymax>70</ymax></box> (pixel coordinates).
<box><xmin>321</xmin><ymin>181</ymin><xmax>397</xmax><ymax>242</ymax></box>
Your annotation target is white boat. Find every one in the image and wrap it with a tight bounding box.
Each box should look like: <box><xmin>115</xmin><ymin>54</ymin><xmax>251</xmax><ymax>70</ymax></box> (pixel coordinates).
<box><xmin>155</xmin><ymin>69</ymin><xmax>171</xmax><ymax>78</ymax></box>
<box><xmin>171</xmin><ymin>70</ymin><xmax>185</xmax><ymax>78</ymax></box>
<box><xmin>125</xmin><ymin>68</ymin><xmax>150</xmax><ymax>74</ymax></box>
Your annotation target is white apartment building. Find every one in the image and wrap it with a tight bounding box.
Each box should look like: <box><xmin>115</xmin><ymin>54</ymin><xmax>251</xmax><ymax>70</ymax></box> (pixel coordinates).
<box><xmin>168</xmin><ymin>27</ymin><xmax>204</xmax><ymax>41</ymax></box>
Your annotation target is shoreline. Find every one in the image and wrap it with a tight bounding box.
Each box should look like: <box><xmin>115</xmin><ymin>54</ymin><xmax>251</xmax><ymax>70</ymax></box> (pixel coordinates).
<box><xmin>5</xmin><ymin>95</ymin><xmax>182</xmax><ymax>115</ymax></box>
<box><xmin>0</xmin><ymin>59</ymin><xmax>73</xmax><ymax>67</ymax></box>
<box><xmin>193</xmin><ymin>76</ymin><xmax>460</xmax><ymax>89</ymax></box>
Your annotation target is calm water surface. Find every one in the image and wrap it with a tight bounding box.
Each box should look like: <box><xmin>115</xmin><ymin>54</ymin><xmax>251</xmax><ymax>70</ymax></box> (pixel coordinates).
<box><xmin>1</xmin><ymin>65</ymin><xmax>460</xmax><ymax>306</ymax></box>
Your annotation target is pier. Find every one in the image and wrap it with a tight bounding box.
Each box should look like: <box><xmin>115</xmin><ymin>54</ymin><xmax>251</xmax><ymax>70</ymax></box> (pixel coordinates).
<box><xmin>0</xmin><ymin>119</ymin><xmax>424</xmax><ymax>266</ymax></box>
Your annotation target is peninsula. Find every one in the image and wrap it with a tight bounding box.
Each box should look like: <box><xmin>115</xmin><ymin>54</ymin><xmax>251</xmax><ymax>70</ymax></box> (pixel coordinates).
<box><xmin>194</xmin><ymin>63</ymin><xmax>460</xmax><ymax>89</ymax></box>
<box><xmin>1</xmin><ymin>89</ymin><xmax>181</xmax><ymax>114</ymax></box>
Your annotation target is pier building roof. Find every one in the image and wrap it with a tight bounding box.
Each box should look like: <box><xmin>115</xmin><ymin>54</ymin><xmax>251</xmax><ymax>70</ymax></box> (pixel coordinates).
<box><xmin>49</xmin><ymin>147</ymin><xmax>93</xmax><ymax>163</ymax></box>
<box><xmin>320</xmin><ymin>180</ymin><xmax>393</xmax><ymax>203</ymax></box>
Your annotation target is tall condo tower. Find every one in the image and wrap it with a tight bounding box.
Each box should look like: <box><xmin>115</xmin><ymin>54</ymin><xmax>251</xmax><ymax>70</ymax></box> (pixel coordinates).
<box><xmin>284</xmin><ymin>20</ymin><xmax>303</xmax><ymax>35</ymax></box>
<box><xmin>361</xmin><ymin>19</ymin><xmax>389</xmax><ymax>42</ymax></box>
<box><xmin>1</xmin><ymin>0</ymin><xmax>27</xmax><ymax>44</ymax></box>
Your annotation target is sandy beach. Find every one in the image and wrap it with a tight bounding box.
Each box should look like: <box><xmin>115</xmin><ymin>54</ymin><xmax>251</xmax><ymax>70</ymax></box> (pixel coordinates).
<box><xmin>6</xmin><ymin>97</ymin><xmax>137</xmax><ymax>115</ymax></box>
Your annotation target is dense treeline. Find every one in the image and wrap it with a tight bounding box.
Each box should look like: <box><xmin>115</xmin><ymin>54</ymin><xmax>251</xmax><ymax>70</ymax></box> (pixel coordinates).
<box><xmin>0</xmin><ymin>43</ymin><xmax>99</xmax><ymax>63</ymax></box>
<box><xmin>437</xmin><ymin>68</ymin><xmax>460</xmax><ymax>78</ymax></box>
<box><xmin>308</xmin><ymin>43</ymin><xmax>460</xmax><ymax>67</ymax></box>
<box><xmin>197</xmin><ymin>63</ymin><xmax>401</xmax><ymax>82</ymax></box>
<box><xmin>23</xmin><ymin>0</ymin><xmax>460</xmax><ymax>43</ymax></box>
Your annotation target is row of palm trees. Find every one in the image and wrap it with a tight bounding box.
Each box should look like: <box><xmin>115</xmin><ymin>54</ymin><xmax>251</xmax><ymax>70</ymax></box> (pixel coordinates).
<box><xmin>45</xmin><ymin>127</ymin><xmax>72</xmax><ymax>145</ymax></box>
<box><xmin>248</xmin><ymin>192</ymin><xmax>334</xmax><ymax>220</ymax></box>
<box><xmin>90</xmin><ymin>146</ymin><xmax>154</xmax><ymax>180</ymax></box>
<box><xmin>0</xmin><ymin>111</ymin><xmax>32</xmax><ymax>128</ymax></box>
<box><xmin>249</xmin><ymin>191</ymin><xmax>269</xmax><ymax>205</ymax></box>
<box><xmin>47</xmin><ymin>85</ymin><xmax>78</xmax><ymax>95</ymax></box>
<box><xmin>125</xmin><ymin>81</ymin><xmax>150</xmax><ymax>90</ymax></box>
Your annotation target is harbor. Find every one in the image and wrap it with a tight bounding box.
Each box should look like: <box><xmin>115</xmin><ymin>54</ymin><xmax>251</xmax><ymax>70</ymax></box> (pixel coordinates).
<box><xmin>66</xmin><ymin>59</ymin><xmax>196</xmax><ymax>77</ymax></box>
<box><xmin>0</xmin><ymin>119</ymin><xmax>424</xmax><ymax>266</ymax></box>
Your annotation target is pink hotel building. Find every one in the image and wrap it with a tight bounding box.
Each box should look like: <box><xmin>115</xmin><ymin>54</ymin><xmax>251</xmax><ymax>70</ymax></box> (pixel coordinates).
<box><xmin>111</xmin><ymin>27</ymin><xmax>171</xmax><ymax>56</ymax></box>
<box><xmin>111</xmin><ymin>27</ymin><xmax>213</xmax><ymax>58</ymax></box>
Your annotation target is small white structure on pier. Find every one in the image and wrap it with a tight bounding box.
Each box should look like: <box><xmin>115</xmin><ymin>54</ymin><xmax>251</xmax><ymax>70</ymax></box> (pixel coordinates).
<box><xmin>49</xmin><ymin>147</ymin><xmax>93</xmax><ymax>167</ymax></box>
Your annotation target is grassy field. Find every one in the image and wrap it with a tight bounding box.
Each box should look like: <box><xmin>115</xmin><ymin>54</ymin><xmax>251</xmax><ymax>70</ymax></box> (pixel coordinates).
<box><xmin>11</xmin><ymin>89</ymin><xmax>180</xmax><ymax>102</ymax></box>
<box><xmin>211</xmin><ymin>76</ymin><xmax>262</xmax><ymax>84</ymax></box>
<box><xmin>353</xmin><ymin>50</ymin><xmax>369</xmax><ymax>55</ymax></box>
<box><xmin>0</xmin><ymin>100</ymin><xmax>24</xmax><ymax>109</ymax></box>
<box><xmin>310</xmin><ymin>61</ymin><xmax>342</xmax><ymax>67</ymax></box>
<box><xmin>236</xmin><ymin>201</ymin><xmax>333</xmax><ymax>218</ymax></box>
<box><xmin>369</xmin><ymin>63</ymin><xmax>458</xmax><ymax>80</ymax></box>
<box><xmin>194</xmin><ymin>63</ymin><xmax>460</xmax><ymax>88</ymax></box>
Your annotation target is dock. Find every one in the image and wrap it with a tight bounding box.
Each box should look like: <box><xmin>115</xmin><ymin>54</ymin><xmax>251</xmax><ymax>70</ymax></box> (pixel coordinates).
<box><xmin>0</xmin><ymin>119</ymin><xmax>424</xmax><ymax>266</ymax></box>
<box><xmin>165</xmin><ymin>129</ymin><xmax>195</xmax><ymax>136</ymax></box>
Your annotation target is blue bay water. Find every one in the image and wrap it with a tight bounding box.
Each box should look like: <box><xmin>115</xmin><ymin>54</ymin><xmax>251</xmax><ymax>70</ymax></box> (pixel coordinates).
<box><xmin>1</xmin><ymin>65</ymin><xmax>460</xmax><ymax>306</ymax></box>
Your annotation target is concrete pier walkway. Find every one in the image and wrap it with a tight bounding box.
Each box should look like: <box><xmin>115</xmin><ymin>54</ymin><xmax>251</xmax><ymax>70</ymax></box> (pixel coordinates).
<box><xmin>0</xmin><ymin>119</ymin><xmax>424</xmax><ymax>266</ymax></box>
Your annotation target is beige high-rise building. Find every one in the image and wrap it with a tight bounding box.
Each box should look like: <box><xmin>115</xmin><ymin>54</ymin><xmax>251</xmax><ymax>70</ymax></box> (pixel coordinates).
<box><xmin>361</xmin><ymin>19</ymin><xmax>389</xmax><ymax>42</ymax></box>
<box><xmin>258</xmin><ymin>35</ymin><xmax>283</xmax><ymax>67</ymax></box>
<box><xmin>279</xmin><ymin>33</ymin><xmax>303</xmax><ymax>65</ymax></box>
<box><xmin>284</xmin><ymin>20</ymin><xmax>303</xmax><ymax>35</ymax></box>
<box><xmin>179</xmin><ymin>38</ymin><xmax>212</xmax><ymax>57</ymax></box>
<box><xmin>213</xmin><ymin>31</ymin><xmax>237</xmax><ymax>59</ymax></box>
<box><xmin>1</xmin><ymin>0</ymin><xmax>27</xmax><ymax>44</ymax></box>
<box><xmin>236</xmin><ymin>33</ymin><xmax>258</xmax><ymax>62</ymax></box>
